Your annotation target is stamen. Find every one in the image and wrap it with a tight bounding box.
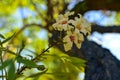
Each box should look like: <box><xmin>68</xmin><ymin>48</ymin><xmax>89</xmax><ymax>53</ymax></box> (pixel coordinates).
<box><xmin>61</xmin><ymin>20</ymin><xmax>67</xmax><ymax>24</ymax></box>
<box><xmin>70</xmin><ymin>35</ymin><xmax>75</xmax><ymax>42</ymax></box>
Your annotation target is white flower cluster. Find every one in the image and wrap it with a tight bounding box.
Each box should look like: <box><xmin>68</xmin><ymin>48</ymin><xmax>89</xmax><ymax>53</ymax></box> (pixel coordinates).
<box><xmin>52</xmin><ymin>11</ymin><xmax>91</xmax><ymax>51</ymax></box>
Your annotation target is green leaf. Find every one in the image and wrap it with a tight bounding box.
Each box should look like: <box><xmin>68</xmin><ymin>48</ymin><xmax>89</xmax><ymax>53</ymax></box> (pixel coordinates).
<box><xmin>0</xmin><ymin>40</ymin><xmax>3</xmax><ymax>46</ymax></box>
<box><xmin>4</xmin><ymin>49</ymin><xmax>17</xmax><ymax>56</ymax></box>
<box><xmin>0</xmin><ymin>34</ymin><xmax>5</xmax><ymax>39</ymax></box>
<box><xmin>65</xmin><ymin>61</ymin><xmax>79</xmax><ymax>74</ymax></box>
<box><xmin>8</xmin><ymin>61</ymin><xmax>15</xmax><ymax>80</ymax></box>
<box><xmin>62</xmin><ymin>56</ymin><xmax>86</xmax><ymax>68</ymax></box>
<box><xmin>28</xmin><ymin>69</ymin><xmax>47</xmax><ymax>78</ymax></box>
<box><xmin>1</xmin><ymin>33</ymin><xmax>15</xmax><ymax>44</ymax></box>
<box><xmin>70</xmin><ymin>57</ymin><xmax>86</xmax><ymax>67</ymax></box>
<box><xmin>18</xmin><ymin>40</ymin><xmax>25</xmax><ymax>55</ymax></box>
<box><xmin>16</xmin><ymin>56</ymin><xmax>38</xmax><ymax>68</ymax></box>
<box><xmin>0</xmin><ymin>59</ymin><xmax>12</xmax><ymax>70</ymax></box>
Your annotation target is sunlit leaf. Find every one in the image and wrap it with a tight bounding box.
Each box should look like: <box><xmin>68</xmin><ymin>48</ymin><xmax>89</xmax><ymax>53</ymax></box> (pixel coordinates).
<box><xmin>27</xmin><ymin>69</ymin><xmax>47</xmax><ymax>78</ymax></box>
<box><xmin>38</xmin><ymin>74</ymin><xmax>55</xmax><ymax>80</ymax></box>
<box><xmin>32</xmin><ymin>39</ymin><xmax>48</xmax><ymax>54</ymax></box>
<box><xmin>62</xmin><ymin>56</ymin><xmax>86</xmax><ymax>69</ymax></box>
<box><xmin>39</xmin><ymin>54</ymin><xmax>65</xmax><ymax>73</ymax></box>
<box><xmin>69</xmin><ymin>57</ymin><xmax>86</xmax><ymax>67</ymax></box>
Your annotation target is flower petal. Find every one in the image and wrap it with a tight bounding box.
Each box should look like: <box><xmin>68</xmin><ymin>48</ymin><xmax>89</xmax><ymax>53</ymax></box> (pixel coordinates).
<box><xmin>74</xmin><ymin>33</ymin><xmax>84</xmax><ymax>49</ymax></box>
<box><xmin>63</xmin><ymin>35</ymin><xmax>73</xmax><ymax>51</ymax></box>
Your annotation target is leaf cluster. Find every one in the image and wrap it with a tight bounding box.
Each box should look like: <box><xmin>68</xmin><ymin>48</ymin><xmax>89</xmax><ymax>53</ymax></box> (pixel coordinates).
<box><xmin>0</xmin><ymin>33</ymin><xmax>86</xmax><ymax>80</ymax></box>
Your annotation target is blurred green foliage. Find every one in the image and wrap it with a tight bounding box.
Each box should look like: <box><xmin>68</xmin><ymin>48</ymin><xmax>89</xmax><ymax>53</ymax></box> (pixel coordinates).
<box><xmin>0</xmin><ymin>0</ymin><xmax>86</xmax><ymax>80</ymax></box>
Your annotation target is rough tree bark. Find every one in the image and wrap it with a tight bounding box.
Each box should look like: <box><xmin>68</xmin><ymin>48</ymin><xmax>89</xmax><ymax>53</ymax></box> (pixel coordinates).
<box><xmin>91</xmin><ymin>25</ymin><xmax>120</xmax><ymax>33</ymax></box>
<box><xmin>72</xmin><ymin>0</ymin><xmax>120</xmax><ymax>15</ymax></box>
<box><xmin>81</xmin><ymin>40</ymin><xmax>120</xmax><ymax>80</ymax></box>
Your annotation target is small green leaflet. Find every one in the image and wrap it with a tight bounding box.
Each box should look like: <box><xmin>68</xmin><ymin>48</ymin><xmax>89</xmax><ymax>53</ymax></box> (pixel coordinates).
<box><xmin>8</xmin><ymin>61</ymin><xmax>15</xmax><ymax>80</ymax></box>
<box><xmin>0</xmin><ymin>34</ymin><xmax>5</xmax><ymax>39</ymax></box>
<box><xmin>0</xmin><ymin>59</ymin><xmax>12</xmax><ymax>70</ymax></box>
<box><xmin>16</xmin><ymin>56</ymin><xmax>38</xmax><ymax>68</ymax></box>
<box><xmin>1</xmin><ymin>33</ymin><xmax>15</xmax><ymax>44</ymax></box>
<box><xmin>62</xmin><ymin>56</ymin><xmax>86</xmax><ymax>68</ymax></box>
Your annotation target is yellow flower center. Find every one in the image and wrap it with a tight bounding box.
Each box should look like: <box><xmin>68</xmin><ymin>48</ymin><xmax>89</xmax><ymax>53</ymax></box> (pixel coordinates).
<box><xmin>77</xmin><ymin>25</ymin><xmax>81</xmax><ymax>30</ymax></box>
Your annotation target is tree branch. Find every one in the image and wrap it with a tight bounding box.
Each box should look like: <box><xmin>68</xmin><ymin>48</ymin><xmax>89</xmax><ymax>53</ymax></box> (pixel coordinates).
<box><xmin>91</xmin><ymin>25</ymin><xmax>120</xmax><ymax>33</ymax></box>
<box><xmin>72</xmin><ymin>0</ymin><xmax>120</xmax><ymax>14</ymax></box>
<box><xmin>10</xmin><ymin>23</ymin><xmax>49</xmax><ymax>43</ymax></box>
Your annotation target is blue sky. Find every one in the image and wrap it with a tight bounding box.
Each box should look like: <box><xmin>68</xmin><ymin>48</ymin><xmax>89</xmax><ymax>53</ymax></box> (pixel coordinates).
<box><xmin>84</xmin><ymin>10</ymin><xmax>120</xmax><ymax>60</ymax></box>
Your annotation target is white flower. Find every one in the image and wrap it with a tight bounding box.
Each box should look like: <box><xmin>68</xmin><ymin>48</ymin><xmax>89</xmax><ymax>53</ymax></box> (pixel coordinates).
<box><xmin>70</xmin><ymin>14</ymin><xmax>91</xmax><ymax>35</ymax></box>
<box><xmin>52</xmin><ymin>11</ymin><xmax>74</xmax><ymax>31</ymax></box>
<box><xmin>63</xmin><ymin>29</ymin><xmax>84</xmax><ymax>51</ymax></box>
<box><xmin>52</xmin><ymin>12</ymin><xmax>91</xmax><ymax>51</ymax></box>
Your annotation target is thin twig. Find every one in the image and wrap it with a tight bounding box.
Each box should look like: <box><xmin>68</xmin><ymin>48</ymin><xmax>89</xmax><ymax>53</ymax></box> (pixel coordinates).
<box><xmin>10</xmin><ymin>23</ymin><xmax>43</xmax><ymax>43</ymax></box>
<box><xmin>16</xmin><ymin>42</ymin><xmax>57</xmax><ymax>75</ymax></box>
<box><xmin>32</xmin><ymin>43</ymin><xmax>55</xmax><ymax>61</ymax></box>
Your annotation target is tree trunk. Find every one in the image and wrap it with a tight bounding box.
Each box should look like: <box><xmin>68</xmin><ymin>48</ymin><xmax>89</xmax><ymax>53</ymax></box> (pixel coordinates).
<box><xmin>81</xmin><ymin>40</ymin><xmax>120</xmax><ymax>80</ymax></box>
